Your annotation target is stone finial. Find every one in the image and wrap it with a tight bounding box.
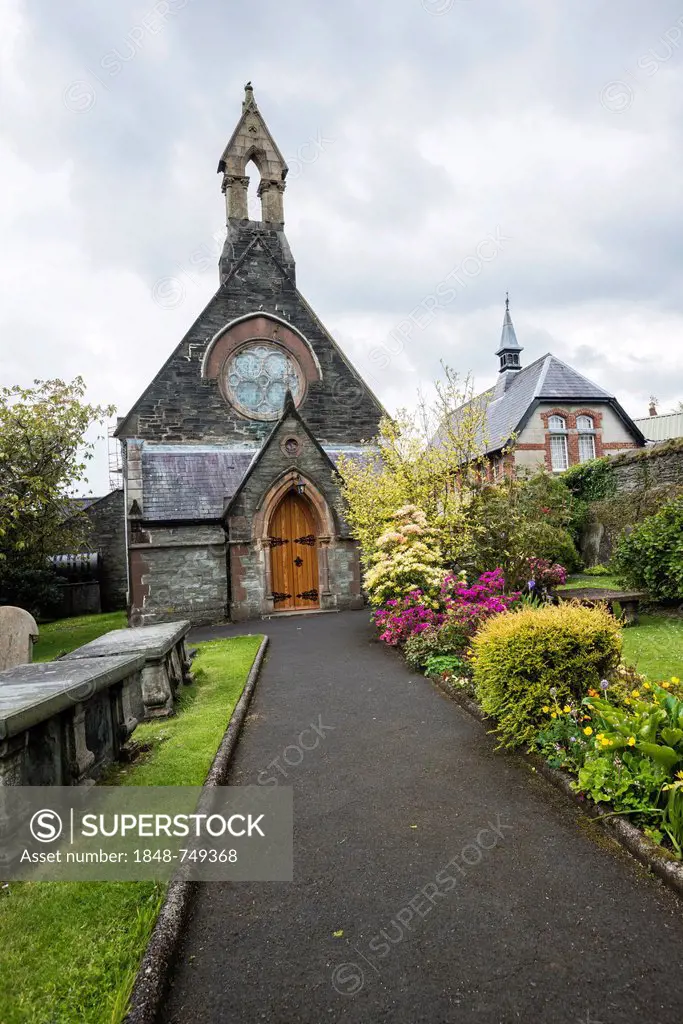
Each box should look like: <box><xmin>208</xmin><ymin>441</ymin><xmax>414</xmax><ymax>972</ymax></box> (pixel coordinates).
<box><xmin>649</xmin><ymin>395</ymin><xmax>658</xmax><ymax>417</ymax></box>
<box><xmin>0</xmin><ymin>606</ymin><xmax>39</xmax><ymax>671</ymax></box>
<box><xmin>243</xmin><ymin>81</ymin><xmax>255</xmax><ymax>111</ymax></box>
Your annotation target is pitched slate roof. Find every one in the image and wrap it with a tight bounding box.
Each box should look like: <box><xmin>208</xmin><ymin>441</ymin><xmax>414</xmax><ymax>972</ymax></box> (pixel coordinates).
<box><xmin>435</xmin><ymin>353</ymin><xmax>643</xmax><ymax>456</ymax></box>
<box><xmin>140</xmin><ymin>442</ymin><xmax>374</xmax><ymax>521</ymax></box>
<box><xmin>142</xmin><ymin>447</ymin><xmax>258</xmax><ymax>521</ymax></box>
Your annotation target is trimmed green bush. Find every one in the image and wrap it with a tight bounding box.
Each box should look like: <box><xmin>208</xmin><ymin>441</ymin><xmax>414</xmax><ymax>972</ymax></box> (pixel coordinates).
<box><xmin>612</xmin><ymin>496</ymin><xmax>683</xmax><ymax>601</ymax></box>
<box><xmin>472</xmin><ymin>604</ymin><xmax>622</xmax><ymax>748</ymax></box>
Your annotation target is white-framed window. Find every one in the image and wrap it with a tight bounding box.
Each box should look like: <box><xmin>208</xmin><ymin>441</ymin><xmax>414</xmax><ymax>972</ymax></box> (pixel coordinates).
<box><xmin>579</xmin><ymin>434</ymin><xmax>596</xmax><ymax>462</ymax></box>
<box><xmin>550</xmin><ymin>434</ymin><xmax>569</xmax><ymax>471</ymax></box>
<box><xmin>577</xmin><ymin>415</ymin><xmax>596</xmax><ymax>462</ymax></box>
<box><xmin>548</xmin><ymin>414</ymin><xmax>566</xmax><ymax>431</ymax></box>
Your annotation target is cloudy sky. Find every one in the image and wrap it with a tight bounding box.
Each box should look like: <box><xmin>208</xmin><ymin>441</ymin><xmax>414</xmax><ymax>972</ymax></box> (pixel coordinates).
<box><xmin>2</xmin><ymin>0</ymin><xmax>683</xmax><ymax>493</ymax></box>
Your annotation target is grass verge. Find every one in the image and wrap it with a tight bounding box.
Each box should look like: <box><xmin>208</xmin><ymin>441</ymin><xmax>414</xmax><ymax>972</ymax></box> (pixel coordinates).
<box><xmin>34</xmin><ymin>611</ymin><xmax>127</xmax><ymax>662</ymax></box>
<box><xmin>0</xmin><ymin>634</ymin><xmax>263</xmax><ymax>1024</ymax></box>
<box><xmin>621</xmin><ymin>612</ymin><xmax>683</xmax><ymax>682</ymax></box>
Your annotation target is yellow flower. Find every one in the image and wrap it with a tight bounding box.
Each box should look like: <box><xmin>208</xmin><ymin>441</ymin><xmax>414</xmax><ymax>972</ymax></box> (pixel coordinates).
<box><xmin>542</xmin><ymin>706</ymin><xmax>550</xmax><ymax>713</ymax></box>
<box><xmin>631</xmin><ymin>690</ymin><xmax>640</xmax><ymax>698</ymax></box>
<box><xmin>563</xmin><ymin>705</ymin><xmax>571</xmax><ymax>714</ymax></box>
<box><xmin>643</xmin><ymin>682</ymin><xmax>651</xmax><ymax>690</ymax></box>
<box><xmin>583</xmin><ymin>726</ymin><xmax>593</xmax><ymax>736</ymax></box>
<box><xmin>662</xmin><ymin>680</ymin><xmax>671</xmax><ymax>689</ymax></box>
<box><xmin>627</xmin><ymin>736</ymin><xmax>636</xmax><ymax>746</ymax></box>
<box><xmin>672</xmin><ymin>677</ymin><xmax>680</xmax><ymax>685</ymax></box>
<box><xmin>600</xmin><ymin>738</ymin><xmax>611</xmax><ymax>747</ymax></box>
<box><xmin>676</xmin><ymin>770</ymin><xmax>683</xmax><ymax>781</ymax></box>
<box><xmin>624</xmin><ymin>697</ymin><xmax>632</xmax><ymax>705</ymax></box>
<box><xmin>551</xmin><ymin>712</ymin><xmax>557</xmax><ymax>719</ymax></box>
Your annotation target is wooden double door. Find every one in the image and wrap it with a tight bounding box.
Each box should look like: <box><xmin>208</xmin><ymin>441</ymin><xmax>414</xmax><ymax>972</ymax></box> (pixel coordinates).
<box><xmin>269</xmin><ymin>490</ymin><xmax>320</xmax><ymax>611</ymax></box>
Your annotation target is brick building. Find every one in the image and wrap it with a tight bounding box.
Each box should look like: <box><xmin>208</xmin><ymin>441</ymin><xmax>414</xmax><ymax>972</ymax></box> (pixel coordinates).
<box><xmin>439</xmin><ymin>297</ymin><xmax>645</xmax><ymax>475</ymax></box>
<box><xmin>115</xmin><ymin>85</ymin><xmax>383</xmax><ymax>625</ymax></box>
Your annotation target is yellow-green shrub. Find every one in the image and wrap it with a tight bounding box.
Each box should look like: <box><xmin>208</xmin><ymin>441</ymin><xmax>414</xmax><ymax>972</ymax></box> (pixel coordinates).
<box><xmin>472</xmin><ymin>603</ymin><xmax>622</xmax><ymax>748</ymax></box>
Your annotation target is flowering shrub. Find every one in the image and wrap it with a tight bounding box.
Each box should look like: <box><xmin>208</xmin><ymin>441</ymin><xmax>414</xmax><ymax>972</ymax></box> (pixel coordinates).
<box><xmin>364</xmin><ymin>505</ymin><xmax>445</xmax><ymax>607</ymax></box>
<box><xmin>440</xmin><ymin>568</ymin><xmax>519</xmax><ymax>637</ymax></box>
<box><xmin>532</xmin><ymin>672</ymin><xmax>683</xmax><ymax>853</ymax></box>
<box><xmin>373</xmin><ymin>591</ymin><xmax>443</xmax><ymax>647</ymax></box>
<box><xmin>525</xmin><ymin>557</ymin><xmax>567</xmax><ymax>593</ymax></box>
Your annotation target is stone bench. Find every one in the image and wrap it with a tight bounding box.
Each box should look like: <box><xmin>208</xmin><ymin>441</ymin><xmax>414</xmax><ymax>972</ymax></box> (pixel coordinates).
<box><xmin>0</xmin><ymin>655</ymin><xmax>145</xmax><ymax>786</ymax></box>
<box><xmin>555</xmin><ymin>587</ymin><xmax>647</xmax><ymax>626</ymax></box>
<box><xmin>63</xmin><ymin>621</ymin><xmax>192</xmax><ymax>718</ymax></box>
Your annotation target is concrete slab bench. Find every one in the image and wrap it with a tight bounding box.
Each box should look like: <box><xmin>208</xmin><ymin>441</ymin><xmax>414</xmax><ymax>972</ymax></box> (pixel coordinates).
<box><xmin>0</xmin><ymin>655</ymin><xmax>145</xmax><ymax>786</ymax></box>
<box><xmin>64</xmin><ymin>621</ymin><xmax>192</xmax><ymax>718</ymax></box>
<box><xmin>555</xmin><ymin>587</ymin><xmax>647</xmax><ymax>625</ymax></box>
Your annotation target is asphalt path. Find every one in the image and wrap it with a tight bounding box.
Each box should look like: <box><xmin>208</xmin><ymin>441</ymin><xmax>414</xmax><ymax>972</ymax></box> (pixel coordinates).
<box><xmin>163</xmin><ymin>610</ymin><xmax>683</xmax><ymax>1023</ymax></box>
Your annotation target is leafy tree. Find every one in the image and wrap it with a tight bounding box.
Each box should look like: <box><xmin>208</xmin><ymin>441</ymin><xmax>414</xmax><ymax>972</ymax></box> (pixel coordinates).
<box><xmin>0</xmin><ymin>378</ymin><xmax>114</xmax><ymax>613</ymax></box>
<box><xmin>338</xmin><ymin>366</ymin><xmax>496</xmax><ymax>570</ymax></box>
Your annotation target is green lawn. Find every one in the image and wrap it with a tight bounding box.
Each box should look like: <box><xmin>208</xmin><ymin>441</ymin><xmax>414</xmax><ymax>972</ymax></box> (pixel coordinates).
<box><xmin>560</xmin><ymin>573</ymin><xmax>621</xmax><ymax>591</ymax></box>
<box><xmin>621</xmin><ymin>613</ymin><xmax>683</xmax><ymax>683</ymax></box>
<box><xmin>0</xmin><ymin>634</ymin><xmax>263</xmax><ymax>1024</ymax></box>
<box><xmin>34</xmin><ymin>611</ymin><xmax>127</xmax><ymax>662</ymax></box>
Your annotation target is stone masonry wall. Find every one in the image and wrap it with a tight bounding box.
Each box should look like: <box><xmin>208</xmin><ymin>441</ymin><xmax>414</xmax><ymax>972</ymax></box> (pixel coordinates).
<box><xmin>579</xmin><ymin>440</ymin><xmax>683</xmax><ymax>565</ymax></box>
<box><xmin>83</xmin><ymin>490</ymin><xmax>127</xmax><ymax>611</ymax></box>
<box><xmin>129</xmin><ymin>524</ymin><xmax>227</xmax><ymax>626</ymax></box>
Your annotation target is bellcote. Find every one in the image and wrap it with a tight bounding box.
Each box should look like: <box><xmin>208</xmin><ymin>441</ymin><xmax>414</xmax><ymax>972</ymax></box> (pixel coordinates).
<box><xmin>217</xmin><ymin>83</ymin><xmax>288</xmax><ymax>224</ymax></box>
<box><xmin>495</xmin><ymin>294</ymin><xmax>523</xmax><ymax>373</ymax></box>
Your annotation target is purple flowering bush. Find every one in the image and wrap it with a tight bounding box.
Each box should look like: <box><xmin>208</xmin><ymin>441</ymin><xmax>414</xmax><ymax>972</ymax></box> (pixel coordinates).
<box><xmin>374</xmin><ymin>568</ymin><xmax>518</xmax><ymax>659</ymax></box>
<box><xmin>440</xmin><ymin>568</ymin><xmax>519</xmax><ymax>637</ymax></box>
<box><xmin>373</xmin><ymin>590</ymin><xmax>444</xmax><ymax>647</ymax></box>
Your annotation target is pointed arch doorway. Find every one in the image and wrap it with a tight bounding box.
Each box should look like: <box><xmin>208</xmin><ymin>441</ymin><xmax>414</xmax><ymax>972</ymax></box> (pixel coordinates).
<box><xmin>269</xmin><ymin>489</ymin><xmax>320</xmax><ymax>611</ymax></box>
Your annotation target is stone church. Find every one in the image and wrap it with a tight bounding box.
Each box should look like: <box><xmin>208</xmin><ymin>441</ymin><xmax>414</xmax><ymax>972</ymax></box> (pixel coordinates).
<box><xmin>116</xmin><ymin>85</ymin><xmax>383</xmax><ymax>625</ymax></box>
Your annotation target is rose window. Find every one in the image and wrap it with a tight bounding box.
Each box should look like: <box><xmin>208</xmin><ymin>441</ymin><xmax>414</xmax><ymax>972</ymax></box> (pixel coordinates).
<box><xmin>225</xmin><ymin>343</ymin><xmax>303</xmax><ymax>420</ymax></box>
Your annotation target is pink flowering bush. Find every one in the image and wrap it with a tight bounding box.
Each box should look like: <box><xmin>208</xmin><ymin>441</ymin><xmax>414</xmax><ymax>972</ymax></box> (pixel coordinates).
<box><xmin>525</xmin><ymin>557</ymin><xmax>567</xmax><ymax>595</ymax></box>
<box><xmin>374</xmin><ymin>568</ymin><xmax>518</xmax><ymax>651</ymax></box>
<box><xmin>373</xmin><ymin>590</ymin><xmax>444</xmax><ymax>646</ymax></box>
<box><xmin>441</xmin><ymin>569</ymin><xmax>518</xmax><ymax>621</ymax></box>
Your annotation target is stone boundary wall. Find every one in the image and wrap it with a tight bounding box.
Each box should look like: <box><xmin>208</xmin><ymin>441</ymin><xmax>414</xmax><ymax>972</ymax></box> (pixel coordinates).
<box><xmin>580</xmin><ymin>440</ymin><xmax>683</xmax><ymax>565</ymax></box>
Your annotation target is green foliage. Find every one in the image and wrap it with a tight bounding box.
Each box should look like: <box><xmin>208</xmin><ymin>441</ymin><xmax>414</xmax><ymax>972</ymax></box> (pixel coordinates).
<box><xmin>364</xmin><ymin>505</ymin><xmax>445</xmax><ymax>606</ymax></box>
<box><xmin>465</xmin><ymin>473</ymin><xmax>581</xmax><ymax>584</ymax></box>
<box><xmin>612</xmin><ymin>496</ymin><xmax>683</xmax><ymax>601</ymax></box>
<box><xmin>403</xmin><ymin>618</ymin><xmax>471</xmax><ymax>671</ymax></box>
<box><xmin>584</xmin><ymin>564</ymin><xmax>612</xmax><ymax>576</ymax></box>
<box><xmin>0</xmin><ymin>378</ymin><xmax>114</xmax><ymax>613</ymax></box>
<box><xmin>472</xmin><ymin>603</ymin><xmax>622</xmax><ymax>748</ymax></box>
<box><xmin>562</xmin><ymin>457</ymin><xmax>616</xmax><ymax>503</ymax></box>
<box><xmin>585</xmin><ymin>685</ymin><xmax>683</xmax><ymax>773</ymax></box>
<box><xmin>0</xmin><ymin>562</ymin><xmax>61</xmax><ymax>620</ymax></box>
<box><xmin>576</xmin><ymin>751</ymin><xmax>668</xmax><ymax>819</ymax></box>
<box><xmin>662</xmin><ymin>779</ymin><xmax>683</xmax><ymax>856</ymax></box>
<box><xmin>424</xmin><ymin>653</ymin><xmax>471</xmax><ymax>679</ymax></box>
<box><xmin>338</xmin><ymin>367</ymin><xmax>494</xmax><ymax>569</ymax></box>
<box><xmin>404</xmin><ymin>628</ymin><xmax>442</xmax><ymax>671</ymax></box>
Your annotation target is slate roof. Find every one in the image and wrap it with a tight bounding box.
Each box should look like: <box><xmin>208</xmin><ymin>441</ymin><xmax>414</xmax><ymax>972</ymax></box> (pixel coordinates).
<box><xmin>140</xmin><ymin>443</ymin><xmax>374</xmax><ymax>521</ymax></box>
<box><xmin>435</xmin><ymin>353</ymin><xmax>642</xmax><ymax>456</ymax></box>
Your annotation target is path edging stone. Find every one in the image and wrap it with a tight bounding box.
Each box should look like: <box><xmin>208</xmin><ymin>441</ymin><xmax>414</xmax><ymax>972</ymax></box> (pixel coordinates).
<box><xmin>430</xmin><ymin>673</ymin><xmax>683</xmax><ymax>900</ymax></box>
<box><xmin>123</xmin><ymin>633</ymin><xmax>269</xmax><ymax>1024</ymax></box>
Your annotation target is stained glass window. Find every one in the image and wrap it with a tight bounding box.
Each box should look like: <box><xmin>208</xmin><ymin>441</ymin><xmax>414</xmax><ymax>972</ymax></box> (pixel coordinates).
<box><xmin>225</xmin><ymin>343</ymin><xmax>303</xmax><ymax>420</ymax></box>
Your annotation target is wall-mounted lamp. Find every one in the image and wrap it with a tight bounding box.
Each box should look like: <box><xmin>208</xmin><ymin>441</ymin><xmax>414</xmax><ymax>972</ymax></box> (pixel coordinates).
<box><xmin>296</xmin><ymin>476</ymin><xmax>306</xmax><ymax>496</ymax></box>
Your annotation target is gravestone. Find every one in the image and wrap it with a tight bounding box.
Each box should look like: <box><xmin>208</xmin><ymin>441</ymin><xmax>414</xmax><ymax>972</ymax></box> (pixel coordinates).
<box><xmin>0</xmin><ymin>606</ymin><xmax>39</xmax><ymax>671</ymax></box>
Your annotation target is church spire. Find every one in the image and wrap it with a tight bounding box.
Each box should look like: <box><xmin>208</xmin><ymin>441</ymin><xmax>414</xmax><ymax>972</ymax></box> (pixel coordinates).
<box><xmin>494</xmin><ymin>293</ymin><xmax>523</xmax><ymax>373</ymax></box>
<box><xmin>217</xmin><ymin>83</ymin><xmax>288</xmax><ymax>224</ymax></box>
